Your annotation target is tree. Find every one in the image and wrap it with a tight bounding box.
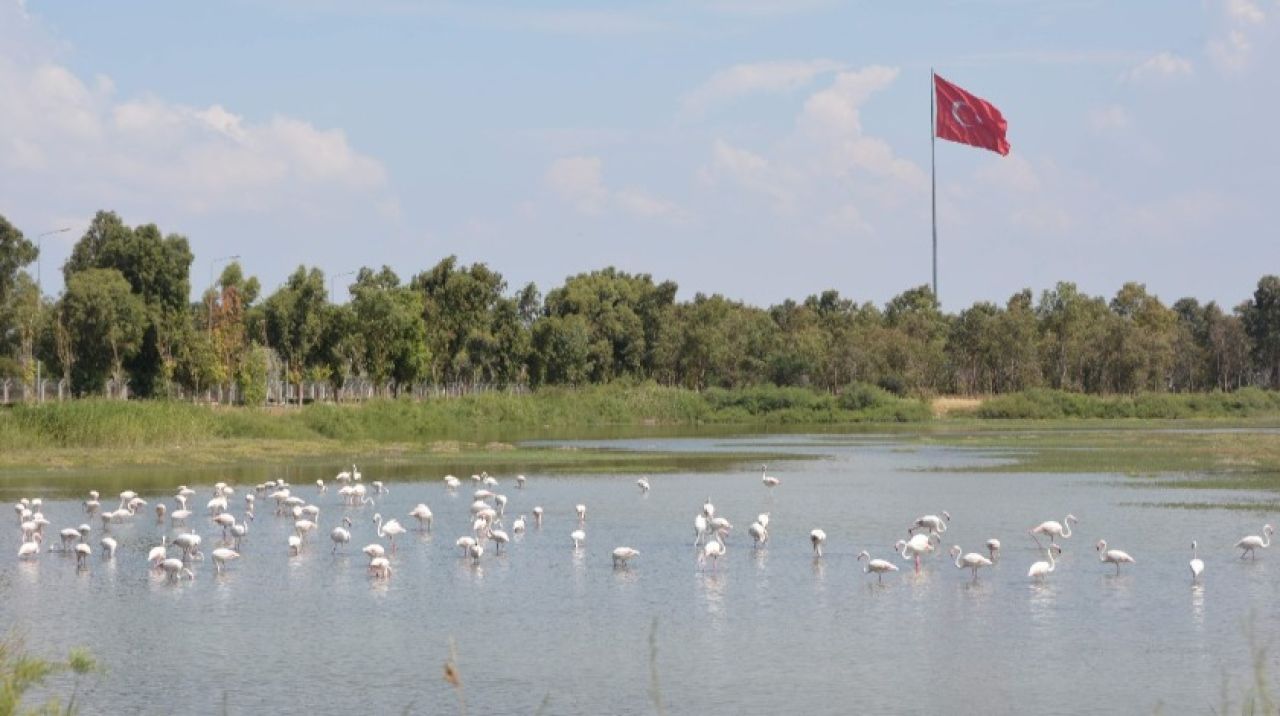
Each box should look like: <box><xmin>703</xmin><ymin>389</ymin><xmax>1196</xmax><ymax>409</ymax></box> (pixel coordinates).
<box><xmin>350</xmin><ymin>267</ymin><xmax>429</xmax><ymax>395</ymax></box>
<box><xmin>61</xmin><ymin>268</ymin><xmax>147</xmax><ymax>395</ymax></box>
<box><xmin>1243</xmin><ymin>275</ymin><xmax>1280</xmax><ymax>388</ymax></box>
<box><xmin>263</xmin><ymin>266</ymin><xmax>328</xmax><ymax>404</ymax></box>
<box><xmin>62</xmin><ymin>211</ymin><xmax>194</xmax><ymax>397</ymax></box>
<box><xmin>0</xmin><ymin>214</ymin><xmax>38</xmax><ymax>310</ymax></box>
<box><xmin>411</xmin><ymin>257</ymin><xmax>511</xmax><ymax>386</ymax></box>
<box><xmin>542</xmin><ymin>267</ymin><xmax>678</xmax><ymax>382</ymax></box>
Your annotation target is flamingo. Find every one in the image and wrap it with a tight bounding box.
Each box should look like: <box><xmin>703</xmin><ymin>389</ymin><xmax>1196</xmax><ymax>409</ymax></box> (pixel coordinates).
<box><xmin>409</xmin><ymin>504</ymin><xmax>434</xmax><ymax>532</ymax></box>
<box><xmin>59</xmin><ymin>527</ymin><xmax>81</xmax><ymax>552</ymax></box>
<box><xmin>371</xmin><ymin>481</ymin><xmax>386</xmax><ymax>494</ymax></box>
<box><xmin>612</xmin><ymin>547</ymin><xmax>639</xmax><ymax>568</ymax></box>
<box><xmin>373</xmin><ymin>514</ymin><xmax>406</xmax><ymax>552</ymax></box>
<box><xmin>17</xmin><ymin>534</ymin><xmax>41</xmax><ymax>559</ymax></box>
<box><xmin>1190</xmin><ymin>541</ymin><xmax>1204</xmax><ymax>581</ymax></box>
<box><xmin>761</xmin><ymin>464</ymin><xmax>780</xmax><ymax>488</ymax></box>
<box><xmin>757</xmin><ymin>513</ymin><xmax>770</xmax><ymax>530</ymax></box>
<box><xmin>637</xmin><ymin>477</ymin><xmax>650</xmax><ymax>494</ymax></box>
<box><xmin>288</xmin><ymin>535</ymin><xmax>302</xmax><ymax>556</ymax></box>
<box><xmin>213</xmin><ymin>513</ymin><xmax>237</xmax><ymax>542</ymax></box>
<box><xmin>363</xmin><ymin>543</ymin><xmax>386</xmax><ymax>560</ymax></box>
<box><xmin>316</xmin><ymin>479</ymin><xmax>326</xmax><ymax>494</ymax></box>
<box><xmin>232</xmin><ymin>522</ymin><xmax>248</xmax><ymax>549</ymax></box>
<box><xmin>1028</xmin><ymin>544</ymin><xmax>1061</xmax><ymax>580</ymax></box>
<box><xmin>857</xmin><ymin>550</ymin><xmax>899</xmax><ymax>583</ymax></box>
<box><xmin>444</xmin><ymin>475</ymin><xmax>460</xmax><ymax>490</ymax></box>
<box><xmin>570</xmin><ymin>529</ymin><xmax>586</xmax><ymax>549</ymax></box>
<box><xmin>702</xmin><ymin>498</ymin><xmax>715</xmax><ymax>520</ymax></box>
<box><xmin>211</xmin><ymin>548</ymin><xmax>240</xmax><ymax>574</ymax></box>
<box><xmin>512</xmin><ymin>515</ymin><xmax>527</xmax><ymax>534</ymax></box>
<box><xmin>84</xmin><ymin>491</ymin><xmax>101</xmax><ymax>516</ymax></box>
<box><xmin>693</xmin><ymin>514</ymin><xmax>709</xmax><ymax>546</ymax></box>
<box><xmin>895</xmin><ymin>533</ymin><xmax>939</xmax><ymax>573</ymax></box>
<box><xmin>986</xmin><ymin>538</ymin><xmax>1001</xmax><ymax>562</ymax></box>
<box><xmin>532</xmin><ymin>507</ymin><xmax>544</xmax><ymax>527</ymax></box>
<box><xmin>454</xmin><ymin>537</ymin><xmax>476</xmax><ymax>556</ymax></box>
<box><xmin>147</xmin><ymin>538</ymin><xmax>169</xmax><ymax>567</ymax></box>
<box><xmin>810</xmin><ymin>529</ymin><xmax>827</xmax><ymax>557</ymax></box>
<box><xmin>369</xmin><ymin>556</ymin><xmax>392</xmax><ymax>579</ymax></box>
<box><xmin>908</xmin><ymin>512</ymin><xmax>951</xmax><ymax>536</ymax></box>
<box><xmin>950</xmin><ymin>545</ymin><xmax>993</xmax><ymax>581</ymax></box>
<box><xmin>700</xmin><ymin>529</ymin><xmax>727</xmax><ymax>570</ymax></box>
<box><xmin>1236</xmin><ymin>524</ymin><xmax>1274</xmax><ymax>560</ymax></box>
<box><xmin>516</xmin><ymin>474</ymin><xmax>527</xmax><ymax>489</ymax></box>
<box><xmin>490</xmin><ymin>529</ymin><xmax>511</xmax><ymax>554</ymax></box>
<box><xmin>467</xmin><ymin>542</ymin><xmax>484</xmax><ymax>564</ymax></box>
<box><xmin>1095</xmin><ymin>540</ymin><xmax>1135</xmax><ymax>574</ymax></box>
<box><xmin>331</xmin><ymin>522</ymin><xmax>352</xmax><ymax>554</ymax></box>
<box><xmin>483</xmin><ymin>475</ymin><xmax>498</xmax><ymax>488</ymax></box>
<box><xmin>575</xmin><ymin>504</ymin><xmax>587</xmax><ymax>524</ymax></box>
<box><xmin>748</xmin><ymin>521</ymin><xmax>768</xmax><ymax>547</ymax></box>
<box><xmin>160</xmin><ymin>558</ymin><xmax>193</xmax><ymax>582</ymax></box>
<box><xmin>1030</xmin><ymin>514</ymin><xmax>1078</xmax><ymax>547</ymax></box>
<box><xmin>154</xmin><ymin>503</ymin><xmax>166</xmax><ymax>524</ymax></box>
<box><xmin>100</xmin><ymin>536</ymin><xmax>117</xmax><ymax>559</ymax></box>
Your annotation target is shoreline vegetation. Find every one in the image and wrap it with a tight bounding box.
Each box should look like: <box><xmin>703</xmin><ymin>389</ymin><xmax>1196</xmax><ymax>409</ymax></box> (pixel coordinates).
<box><xmin>1</xmin><ymin>384</ymin><xmax>1279</xmax><ymax>472</ymax></box>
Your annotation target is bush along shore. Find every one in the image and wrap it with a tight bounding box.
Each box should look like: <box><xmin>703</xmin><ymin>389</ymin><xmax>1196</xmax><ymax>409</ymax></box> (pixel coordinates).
<box><xmin>2</xmin><ymin>384</ymin><xmax>1280</xmax><ymax>457</ymax></box>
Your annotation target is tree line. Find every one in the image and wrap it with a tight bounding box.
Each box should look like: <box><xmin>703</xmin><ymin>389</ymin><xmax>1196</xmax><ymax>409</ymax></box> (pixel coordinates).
<box><xmin>1</xmin><ymin>210</ymin><xmax>1279</xmax><ymax>403</ymax></box>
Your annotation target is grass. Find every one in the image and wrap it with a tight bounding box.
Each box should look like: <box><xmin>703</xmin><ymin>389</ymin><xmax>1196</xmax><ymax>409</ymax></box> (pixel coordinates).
<box><xmin>973</xmin><ymin>387</ymin><xmax>1280</xmax><ymax>420</ymax></box>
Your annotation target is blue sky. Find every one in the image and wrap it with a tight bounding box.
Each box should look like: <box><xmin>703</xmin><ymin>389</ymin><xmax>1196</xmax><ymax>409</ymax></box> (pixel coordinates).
<box><xmin>1</xmin><ymin>0</ymin><xmax>1275</xmax><ymax>309</ymax></box>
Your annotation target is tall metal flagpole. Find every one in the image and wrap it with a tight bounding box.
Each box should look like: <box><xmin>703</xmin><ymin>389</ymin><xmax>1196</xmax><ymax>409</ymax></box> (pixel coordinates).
<box><xmin>930</xmin><ymin>68</ymin><xmax>938</xmax><ymax>301</ymax></box>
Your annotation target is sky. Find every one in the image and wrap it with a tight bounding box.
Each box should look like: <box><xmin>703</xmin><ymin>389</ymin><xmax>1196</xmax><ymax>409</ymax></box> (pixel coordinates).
<box><xmin>1</xmin><ymin>0</ymin><xmax>1276</xmax><ymax>310</ymax></box>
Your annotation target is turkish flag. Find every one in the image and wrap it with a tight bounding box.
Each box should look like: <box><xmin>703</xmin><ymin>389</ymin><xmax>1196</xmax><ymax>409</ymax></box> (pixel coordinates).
<box><xmin>934</xmin><ymin>74</ymin><xmax>1010</xmax><ymax>156</ymax></box>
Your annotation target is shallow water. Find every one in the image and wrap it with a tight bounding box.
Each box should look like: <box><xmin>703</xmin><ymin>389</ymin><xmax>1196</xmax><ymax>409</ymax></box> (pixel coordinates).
<box><xmin>3</xmin><ymin>434</ymin><xmax>1277</xmax><ymax>715</ymax></box>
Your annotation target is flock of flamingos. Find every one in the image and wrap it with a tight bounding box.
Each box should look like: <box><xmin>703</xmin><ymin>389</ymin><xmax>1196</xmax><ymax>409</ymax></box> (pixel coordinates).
<box><xmin>10</xmin><ymin>463</ymin><xmax>1277</xmax><ymax>585</ymax></box>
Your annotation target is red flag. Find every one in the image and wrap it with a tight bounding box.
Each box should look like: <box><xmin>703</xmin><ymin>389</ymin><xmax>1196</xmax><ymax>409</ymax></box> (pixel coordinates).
<box><xmin>934</xmin><ymin>74</ymin><xmax>1010</xmax><ymax>156</ymax></box>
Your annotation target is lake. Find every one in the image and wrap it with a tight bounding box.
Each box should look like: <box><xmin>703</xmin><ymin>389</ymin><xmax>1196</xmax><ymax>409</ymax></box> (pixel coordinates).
<box><xmin>2</xmin><ymin>432</ymin><xmax>1277</xmax><ymax>715</ymax></box>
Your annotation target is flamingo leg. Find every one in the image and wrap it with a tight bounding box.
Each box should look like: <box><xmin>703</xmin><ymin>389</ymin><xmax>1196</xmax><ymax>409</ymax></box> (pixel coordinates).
<box><xmin>1030</xmin><ymin>531</ymin><xmax>1043</xmax><ymax>549</ymax></box>
<box><xmin>914</xmin><ymin>555</ymin><xmax>921</xmax><ymax>574</ymax></box>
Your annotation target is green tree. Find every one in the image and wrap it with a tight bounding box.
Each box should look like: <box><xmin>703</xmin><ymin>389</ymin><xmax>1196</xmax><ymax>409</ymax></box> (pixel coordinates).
<box><xmin>61</xmin><ymin>268</ymin><xmax>147</xmax><ymax>396</ymax></box>
<box><xmin>63</xmin><ymin>211</ymin><xmax>194</xmax><ymax>396</ymax></box>
<box><xmin>263</xmin><ymin>266</ymin><xmax>328</xmax><ymax>404</ymax></box>
<box><xmin>350</xmin><ymin>267</ymin><xmax>429</xmax><ymax>395</ymax></box>
<box><xmin>542</xmin><ymin>267</ymin><xmax>678</xmax><ymax>382</ymax></box>
<box><xmin>411</xmin><ymin>257</ymin><xmax>511</xmax><ymax>385</ymax></box>
<box><xmin>1243</xmin><ymin>275</ymin><xmax>1280</xmax><ymax>388</ymax></box>
<box><xmin>0</xmin><ymin>214</ymin><xmax>38</xmax><ymax>310</ymax></box>
<box><xmin>530</xmin><ymin>314</ymin><xmax>593</xmax><ymax>386</ymax></box>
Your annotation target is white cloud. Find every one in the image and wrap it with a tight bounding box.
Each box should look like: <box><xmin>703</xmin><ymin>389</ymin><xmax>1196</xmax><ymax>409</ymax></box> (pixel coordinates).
<box><xmin>682</xmin><ymin>59</ymin><xmax>846</xmax><ymax>116</ymax></box>
<box><xmin>1208</xmin><ymin>0</ymin><xmax>1270</xmax><ymax>72</ymax></box>
<box><xmin>0</xmin><ymin>2</ymin><xmax>391</xmax><ymax>217</ymax></box>
<box><xmin>545</xmin><ymin>156</ymin><xmax>681</xmax><ymax>220</ymax></box>
<box><xmin>1226</xmin><ymin>0</ymin><xmax>1266</xmax><ymax>24</ymax></box>
<box><xmin>1089</xmin><ymin>105</ymin><xmax>1133</xmax><ymax>132</ymax></box>
<box><xmin>700</xmin><ymin>139</ymin><xmax>794</xmax><ymax>208</ymax></box>
<box><xmin>1208</xmin><ymin>29</ymin><xmax>1254</xmax><ymax>71</ymax></box>
<box><xmin>1122</xmin><ymin>52</ymin><xmax>1193</xmax><ymax>83</ymax></box>
<box><xmin>798</xmin><ymin>66</ymin><xmax>926</xmax><ymax>187</ymax></box>
<box><xmin>696</xmin><ymin>64</ymin><xmax>927</xmax><ymax>241</ymax></box>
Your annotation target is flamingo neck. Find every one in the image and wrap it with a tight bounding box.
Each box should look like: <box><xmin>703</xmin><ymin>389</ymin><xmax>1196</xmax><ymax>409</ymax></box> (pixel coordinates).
<box><xmin>1060</xmin><ymin>518</ymin><xmax>1072</xmax><ymax>538</ymax></box>
<box><xmin>1263</xmin><ymin>531</ymin><xmax>1273</xmax><ymax>548</ymax></box>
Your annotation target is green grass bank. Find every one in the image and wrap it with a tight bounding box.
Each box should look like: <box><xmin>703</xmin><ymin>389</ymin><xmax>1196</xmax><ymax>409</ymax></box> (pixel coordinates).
<box><xmin>2</xmin><ymin>384</ymin><xmax>1279</xmax><ymax>471</ymax></box>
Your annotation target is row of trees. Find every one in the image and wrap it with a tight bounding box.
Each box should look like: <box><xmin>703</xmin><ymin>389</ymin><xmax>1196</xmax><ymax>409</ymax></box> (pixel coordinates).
<box><xmin>2</xmin><ymin>210</ymin><xmax>1280</xmax><ymax>402</ymax></box>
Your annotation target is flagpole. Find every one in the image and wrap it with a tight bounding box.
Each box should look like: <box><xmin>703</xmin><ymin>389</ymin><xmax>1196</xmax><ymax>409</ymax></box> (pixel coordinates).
<box><xmin>930</xmin><ymin>68</ymin><xmax>938</xmax><ymax>302</ymax></box>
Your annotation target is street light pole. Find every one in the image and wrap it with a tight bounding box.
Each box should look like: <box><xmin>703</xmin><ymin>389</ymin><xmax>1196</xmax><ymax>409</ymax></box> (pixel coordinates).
<box><xmin>33</xmin><ymin>227</ymin><xmax>71</xmax><ymax>403</ymax></box>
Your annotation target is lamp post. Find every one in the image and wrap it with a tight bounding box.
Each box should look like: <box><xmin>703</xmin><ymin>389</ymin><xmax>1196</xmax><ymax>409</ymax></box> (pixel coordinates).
<box><xmin>207</xmin><ymin>254</ymin><xmax>240</xmax><ymax>333</ymax></box>
<box><xmin>330</xmin><ymin>270</ymin><xmax>355</xmax><ymax>304</ymax></box>
<box><xmin>33</xmin><ymin>227</ymin><xmax>71</xmax><ymax>403</ymax></box>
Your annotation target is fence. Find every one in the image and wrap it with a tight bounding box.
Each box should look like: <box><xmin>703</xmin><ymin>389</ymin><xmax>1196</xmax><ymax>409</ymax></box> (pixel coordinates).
<box><xmin>0</xmin><ymin>377</ymin><xmax>528</xmax><ymax>406</ymax></box>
